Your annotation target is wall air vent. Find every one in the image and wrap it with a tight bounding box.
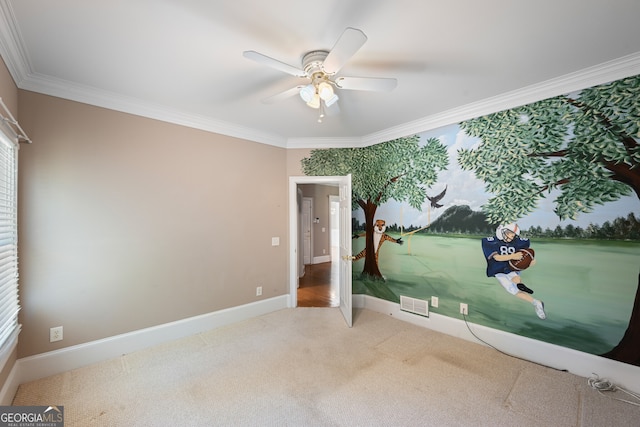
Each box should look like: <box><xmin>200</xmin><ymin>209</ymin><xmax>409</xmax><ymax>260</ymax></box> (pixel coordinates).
<box><xmin>400</xmin><ymin>295</ymin><xmax>429</xmax><ymax>317</ymax></box>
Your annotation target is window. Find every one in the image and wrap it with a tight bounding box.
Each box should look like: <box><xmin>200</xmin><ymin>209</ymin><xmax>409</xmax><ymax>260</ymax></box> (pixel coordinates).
<box><xmin>0</xmin><ymin>126</ymin><xmax>20</xmax><ymax>365</ymax></box>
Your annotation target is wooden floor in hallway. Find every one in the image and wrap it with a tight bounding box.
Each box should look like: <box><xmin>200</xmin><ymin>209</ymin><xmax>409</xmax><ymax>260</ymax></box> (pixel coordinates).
<box><xmin>297</xmin><ymin>262</ymin><xmax>339</xmax><ymax>308</ymax></box>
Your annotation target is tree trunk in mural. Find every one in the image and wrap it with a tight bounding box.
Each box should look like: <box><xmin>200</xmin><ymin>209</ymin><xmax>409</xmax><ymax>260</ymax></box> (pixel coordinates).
<box><xmin>601</xmin><ymin>274</ymin><xmax>640</xmax><ymax>366</ymax></box>
<box><xmin>595</xmin><ymin>127</ymin><xmax>640</xmax><ymax>365</ymax></box>
<box><xmin>358</xmin><ymin>199</ymin><xmax>383</xmax><ymax>279</ymax></box>
<box><xmin>592</xmin><ymin>129</ymin><xmax>640</xmax><ymax>366</ymax></box>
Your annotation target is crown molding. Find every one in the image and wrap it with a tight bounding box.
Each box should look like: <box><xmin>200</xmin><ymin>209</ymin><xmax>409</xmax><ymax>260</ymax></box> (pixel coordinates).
<box><xmin>350</xmin><ymin>51</ymin><xmax>640</xmax><ymax>148</ymax></box>
<box><xmin>10</xmin><ymin>48</ymin><xmax>640</xmax><ymax>151</ymax></box>
<box><xmin>286</xmin><ymin>136</ymin><xmax>364</xmax><ymax>149</ymax></box>
<box><xmin>18</xmin><ymin>72</ymin><xmax>288</xmax><ymax>148</ymax></box>
<box><xmin>0</xmin><ymin>0</ymin><xmax>31</xmax><ymax>84</ymax></box>
<box><xmin>283</xmin><ymin>51</ymin><xmax>640</xmax><ymax>149</ymax></box>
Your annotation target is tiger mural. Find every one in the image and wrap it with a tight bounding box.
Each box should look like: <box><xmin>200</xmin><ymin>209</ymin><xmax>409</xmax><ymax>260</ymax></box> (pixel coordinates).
<box><xmin>348</xmin><ymin>219</ymin><xmax>403</xmax><ymax>266</ymax></box>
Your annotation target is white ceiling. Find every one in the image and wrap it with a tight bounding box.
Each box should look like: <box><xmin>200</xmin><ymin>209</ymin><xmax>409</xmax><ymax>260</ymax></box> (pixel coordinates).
<box><xmin>1</xmin><ymin>0</ymin><xmax>639</xmax><ymax>148</ymax></box>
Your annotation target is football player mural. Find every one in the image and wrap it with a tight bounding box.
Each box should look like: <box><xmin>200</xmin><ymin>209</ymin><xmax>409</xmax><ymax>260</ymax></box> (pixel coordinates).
<box><xmin>482</xmin><ymin>223</ymin><xmax>545</xmax><ymax>319</ymax></box>
<box><xmin>458</xmin><ymin>74</ymin><xmax>640</xmax><ymax>365</ymax></box>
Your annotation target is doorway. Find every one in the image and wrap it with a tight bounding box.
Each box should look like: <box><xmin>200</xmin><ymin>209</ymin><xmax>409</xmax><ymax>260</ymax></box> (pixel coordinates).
<box><xmin>288</xmin><ymin>175</ymin><xmax>352</xmax><ymax>326</ymax></box>
<box><xmin>297</xmin><ymin>194</ymin><xmax>340</xmax><ymax>307</ymax></box>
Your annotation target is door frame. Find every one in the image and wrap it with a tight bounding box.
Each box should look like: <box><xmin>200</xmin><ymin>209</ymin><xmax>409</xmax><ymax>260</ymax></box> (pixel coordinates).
<box><xmin>329</xmin><ymin>194</ymin><xmax>339</xmax><ymax>261</ymax></box>
<box><xmin>288</xmin><ymin>176</ymin><xmax>350</xmax><ymax>308</ymax></box>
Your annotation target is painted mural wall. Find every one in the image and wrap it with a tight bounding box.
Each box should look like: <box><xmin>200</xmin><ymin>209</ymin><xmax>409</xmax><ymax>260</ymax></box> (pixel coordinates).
<box><xmin>302</xmin><ymin>74</ymin><xmax>640</xmax><ymax>367</ymax></box>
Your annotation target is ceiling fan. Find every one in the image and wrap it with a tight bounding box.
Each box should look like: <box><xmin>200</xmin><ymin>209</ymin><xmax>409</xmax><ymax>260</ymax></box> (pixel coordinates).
<box><xmin>243</xmin><ymin>28</ymin><xmax>397</xmax><ymax>122</ymax></box>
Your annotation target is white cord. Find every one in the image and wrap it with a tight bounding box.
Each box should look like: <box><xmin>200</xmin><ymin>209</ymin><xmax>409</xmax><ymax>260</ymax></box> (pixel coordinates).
<box><xmin>588</xmin><ymin>374</ymin><xmax>640</xmax><ymax>407</ymax></box>
<box><xmin>461</xmin><ymin>314</ymin><xmax>640</xmax><ymax>408</ymax></box>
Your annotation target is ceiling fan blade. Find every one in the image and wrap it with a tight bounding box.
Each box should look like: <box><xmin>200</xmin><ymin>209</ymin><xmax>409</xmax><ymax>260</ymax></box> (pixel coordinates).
<box><xmin>261</xmin><ymin>85</ymin><xmax>305</xmax><ymax>104</ymax></box>
<box><xmin>335</xmin><ymin>76</ymin><xmax>397</xmax><ymax>91</ymax></box>
<box><xmin>243</xmin><ymin>51</ymin><xmax>306</xmax><ymax>77</ymax></box>
<box><xmin>322</xmin><ymin>27</ymin><xmax>368</xmax><ymax>75</ymax></box>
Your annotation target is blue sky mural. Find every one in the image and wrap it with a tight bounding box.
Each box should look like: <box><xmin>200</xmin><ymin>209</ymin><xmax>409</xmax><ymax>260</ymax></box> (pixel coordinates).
<box><xmin>357</xmin><ymin>123</ymin><xmax>640</xmax><ymax>232</ymax></box>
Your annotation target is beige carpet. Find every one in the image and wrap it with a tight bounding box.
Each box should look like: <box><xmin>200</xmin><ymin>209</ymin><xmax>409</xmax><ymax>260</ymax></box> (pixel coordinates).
<box><xmin>13</xmin><ymin>308</ymin><xmax>640</xmax><ymax>426</ymax></box>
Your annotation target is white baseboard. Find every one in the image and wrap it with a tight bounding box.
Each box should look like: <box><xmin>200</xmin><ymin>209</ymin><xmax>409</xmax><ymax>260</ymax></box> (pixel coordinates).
<box><xmin>353</xmin><ymin>294</ymin><xmax>640</xmax><ymax>395</ymax></box>
<box><xmin>0</xmin><ymin>356</ymin><xmax>19</xmax><ymax>406</ymax></box>
<box><xmin>1</xmin><ymin>295</ymin><xmax>289</xmax><ymax>405</ymax></box>
<box><xmin>313</xmin><ymin>255</ymin><xmax>331</xmax><ymax>264</ymax></box>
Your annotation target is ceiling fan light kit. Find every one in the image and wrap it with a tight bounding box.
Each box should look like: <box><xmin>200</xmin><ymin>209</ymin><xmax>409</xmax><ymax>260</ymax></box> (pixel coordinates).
<box><xmin>299</xmin><ymin>51</ymin><xmax>339</xmax><ymax>111</ymax></box>
<box><xmin>244</xmin><ymin>27</ymin><xmax>397</xmax><ymax>121</ymax></box>
<box><xmin>323</xmin><ymin>93</ymin><xmax>339</xmax><ymax>107</ymax></box>
<box><xmin>317</xmin><ymin>82</ymin><xmax>334</xmax><ymax>100</ymax></box>
<box><xmin>299</xmin><ymin>84</ymin><xmax>316</xmax><ymax>103</ymax></box>
<box><xmin>306</xmin><ymin>93</ymin><xmax>321</xmax><ymax>109</ymax></box>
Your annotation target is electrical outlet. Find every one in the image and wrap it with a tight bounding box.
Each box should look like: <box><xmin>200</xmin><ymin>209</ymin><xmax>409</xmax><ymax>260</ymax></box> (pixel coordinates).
<box><xmin>256</xmin><ymin>286</ymin><xmax>262</xmax><ymax>296</ymax></box>
<box><xmin>460</xmin><ymin>303</ymin><xmax>468</xmax><ymax>315</ymax></box>
<box><xmin>431</xmin><ymin>296</ymin><xmax>439</xmax><ymax>308</ymax></box>
<box><xmin>50</xmin><ymin>326</ymin><xmax>63</xmax><ymax>342</ymax></box>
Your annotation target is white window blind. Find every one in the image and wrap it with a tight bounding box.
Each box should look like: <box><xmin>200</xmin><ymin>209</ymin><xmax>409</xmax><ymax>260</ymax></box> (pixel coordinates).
<box><xmin>0</xmin><ymin>128</ymin><xmax>19</xmax><ymax>355</ymax></box>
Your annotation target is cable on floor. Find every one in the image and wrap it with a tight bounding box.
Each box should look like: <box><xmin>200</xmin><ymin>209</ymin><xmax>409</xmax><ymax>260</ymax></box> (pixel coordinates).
<box><xmin>461</xmin><ymin>312</ymin><xmax>567</xmax><ymax>372</ymax></box>
<box><xmin>587</xmin><ymin>374</ymin><xmax>640</xmax><ymax>407</ymax></box>
<box><xmin>462</xmin><ymin>313</ymin><xmax>640</xmax><ymax>408</ymax></box>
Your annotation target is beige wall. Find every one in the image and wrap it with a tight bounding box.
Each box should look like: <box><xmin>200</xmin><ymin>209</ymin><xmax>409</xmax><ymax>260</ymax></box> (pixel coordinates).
<box><xmin>0</xmin><ymin>59</ymin><xmax>17</xmax><ymax>117</ymax></box>
<box><xmin>17</xmin><ymin>91</ymin><xmax>289</xmax><ymax>357</ymax></box>
<box><xmin>286</xmin><ymin>148</ymin><xmax>311</xmax><ymax>177</ymax></box>
<box><xmin>0</xmin><ymin>56</ymin><xmax>18</xmax><ymax>392</ymax></box>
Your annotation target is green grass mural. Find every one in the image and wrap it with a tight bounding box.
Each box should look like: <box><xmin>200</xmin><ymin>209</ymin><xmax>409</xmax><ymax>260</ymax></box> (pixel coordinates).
<box><xmin>352</xmin><ymin>233</ymin><xmax>638</xmax><ymax>355</ymax></box>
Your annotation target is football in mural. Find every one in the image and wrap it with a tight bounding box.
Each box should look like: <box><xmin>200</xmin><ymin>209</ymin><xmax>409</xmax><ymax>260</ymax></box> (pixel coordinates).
<box><xmin>509</xmin><ymin>248</ymin><xmax>535</xmax><ymax>271</ymax></box>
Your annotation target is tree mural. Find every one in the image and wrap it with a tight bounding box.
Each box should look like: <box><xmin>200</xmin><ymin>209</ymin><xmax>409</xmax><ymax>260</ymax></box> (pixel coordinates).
<box><xmin>457</xmin><ymin>74</ymin><xmax>640</xmax><ymax>365</ymax></box>
<box><xmin>301</xmin><ymin>135</ymin><xmax>449</xmax><ymax>280</ymax></box>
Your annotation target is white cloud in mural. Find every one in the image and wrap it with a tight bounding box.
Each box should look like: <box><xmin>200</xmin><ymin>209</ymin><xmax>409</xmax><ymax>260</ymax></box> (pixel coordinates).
<box><xmin>436</xmin><ymin>128</ymin><xmax>488</xmax><ymax>210</ymax></box>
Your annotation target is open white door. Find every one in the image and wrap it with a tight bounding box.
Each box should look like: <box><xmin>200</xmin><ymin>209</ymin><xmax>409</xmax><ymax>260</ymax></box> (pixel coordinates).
<box><xmin>338</xmin><ymin>174</ymin><xmax>353</xmax><ymax>327</ymax></box>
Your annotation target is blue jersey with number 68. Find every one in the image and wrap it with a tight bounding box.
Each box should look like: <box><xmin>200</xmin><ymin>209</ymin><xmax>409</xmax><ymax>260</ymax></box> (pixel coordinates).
<box><xmin>481</xmin><ymin>235</ymin><xmax>530</xmax><ymax>277</ymax></box>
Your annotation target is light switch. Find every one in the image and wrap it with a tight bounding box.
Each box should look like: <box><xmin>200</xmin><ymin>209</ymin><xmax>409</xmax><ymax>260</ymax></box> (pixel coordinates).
<box><xmin>271</xmin><ymin>237</ymin><xmax>280</xmax><ymax>246</ymax></box>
